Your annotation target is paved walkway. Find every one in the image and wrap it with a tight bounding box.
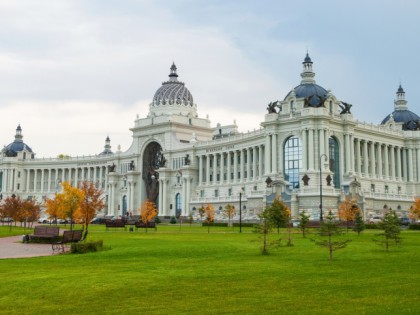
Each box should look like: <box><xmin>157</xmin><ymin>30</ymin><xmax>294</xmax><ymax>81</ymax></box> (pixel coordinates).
<box><xmin>0</xmin><ymin>235</ymin><xmax>57</xmax><ymax>259</ymax></box>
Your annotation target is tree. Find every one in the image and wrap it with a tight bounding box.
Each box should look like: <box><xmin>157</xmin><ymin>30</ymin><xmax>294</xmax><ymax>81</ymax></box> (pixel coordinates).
<box><xmin>59</xmin><ymin>181</ymin><xmax>85</xmax><ymax>230</ymax></box>
<box><xmin>254</xmin><ymin>207</ymin><xmax>281</xmax><ymax>255</ymax></box>
<box><xmin>338</xmin><ymin>197</ymin><xmax>360</xmax><ymax>232</ymax></box>
<box><xmin>313</xmin><ymin>211</ymin><xmax>351</xmax><ymax>260</ymax></box>
<box><xmin>75</xmin><ymin>181</ymin><xmax>105</xmax><ymax>240</ymax></box>
<box><xmin>21</xmin><ymin>198</ymin><xmax>41</xmax><ymax>228</ymax></box>
<box><xmin>139</xmin><ymin>200</ymin><xmax>158</xmax><ymax>232</ymax></box>
<box><xmin>298</xmin><ymin>210</ymin><xmax>310</xmax><ymax>238</ymax></box>
<box><xmin>352</xmin><ymin>211</ymin><xmax>365</xmax><ymax>235</ymax></box>
<box><xmin>203</xmin><ymin>204</ymin><xmax>215</xmax><ymax>233</ymax></box>
<box><xmin>409</xmin><ymin>198</ymin><xmax>420</xmax><ymax>221</ymax></box>
<box><xmin>197</xmin><ymin>206</ymin><xmax>205</xmax><ymax>223</ymax></box>
<box><xmin>374</xmin><ymin>209</ymin><xmax>401</xmax><ymax>252</ymax></box>
<box><xmin>266</xmin><ymin>196</ymin><xmax>291</xmax><ymax>233</ymax></box>
<box><xmin>223</xmin><ymin>203</ymin><xmax>236</xmax><ymax>227</ymax></box>
<box><xmin>0</xmin><ymin>196</ymin><xmax>22</xmax><ymax>231</ymax></box>
<box><xmin>45</xmin><ymin>193</ymin><xmax>65</xmax><ymax>224</ymax></box>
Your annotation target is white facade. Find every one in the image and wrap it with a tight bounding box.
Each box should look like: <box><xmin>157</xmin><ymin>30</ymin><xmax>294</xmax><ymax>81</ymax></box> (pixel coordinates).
<box><xmin>1</xmin><ymin>56</ymin><xmax>419</xmax><ymax>220</ymax></box>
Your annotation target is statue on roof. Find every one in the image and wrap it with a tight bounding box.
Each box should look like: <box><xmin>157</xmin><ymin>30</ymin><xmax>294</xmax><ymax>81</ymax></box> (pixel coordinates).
<box><xmin>267</xmin><ymin>101</ymin><xmax>279</xmax><ymax>114</ymax></box>
<box><xmin>339</xmin><ymin>101</ymin><xmax>352</xmax><ymax>114</ymax></box>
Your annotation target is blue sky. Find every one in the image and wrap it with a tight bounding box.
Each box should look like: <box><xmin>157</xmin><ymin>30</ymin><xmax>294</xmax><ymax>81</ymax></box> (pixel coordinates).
<box><xmin>0</xmin><ymin>0</ymin><xmax>419</xmax><ymax>157</ymax></box>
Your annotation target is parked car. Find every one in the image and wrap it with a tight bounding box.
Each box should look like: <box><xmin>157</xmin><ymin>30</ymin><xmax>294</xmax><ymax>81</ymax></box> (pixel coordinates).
<box><xmin>399</xmin><ymin>217</ymin><xmax>411</xmax><ymax>226</ymax></box>
<box><xmin>369</xmin><ymin>216</ymin><xmax>382</xmax><ymax>224</ymax></box>
<box><xmin>90</xmin><ymin>217</ymin><xmax>107</xmax><ymax>224</ymax></box>
<box><xmin>291</xmin><ymin>219</ymin><xmax>300</xmax><ymax>227</ymax></box>
<box><xmin>38</xmin><ymin>217</ymin><xmax>51</xmax><ymax>224</ymax></box>
<box><xmin>1</xmin><ymin>217</ymin><xmax>13</xmax><ymax>223</ymax></box>
<box><xmin>51</xmin><ymin>218</ymin><xmax>68</xmax><ymax>224</ymax></box>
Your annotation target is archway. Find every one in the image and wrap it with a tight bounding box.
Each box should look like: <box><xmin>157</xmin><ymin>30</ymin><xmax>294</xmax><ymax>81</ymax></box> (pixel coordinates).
<box><xmin>142</xmin><ymin>142</ymin><xmax>166</xmax><ymax>207</ymax></box>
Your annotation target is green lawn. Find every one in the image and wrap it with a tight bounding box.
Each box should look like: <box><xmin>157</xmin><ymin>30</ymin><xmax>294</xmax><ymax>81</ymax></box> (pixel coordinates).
<box><xmin>0</xmin><ymin>224</ymin><xmax>419</xmax><ymax>314</ymax></box>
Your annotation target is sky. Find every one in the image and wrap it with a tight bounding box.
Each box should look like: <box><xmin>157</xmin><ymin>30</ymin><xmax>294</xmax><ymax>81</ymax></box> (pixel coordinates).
<box><xmin>0</xmin><ymin>0</ymin><xmax>419</xmax><ymax>158</ymax></box>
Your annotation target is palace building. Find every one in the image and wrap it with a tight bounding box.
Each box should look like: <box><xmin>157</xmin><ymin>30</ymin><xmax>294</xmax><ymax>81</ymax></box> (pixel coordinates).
<box><xmin>1</xmin><ymin>54</ymin><xmax>419</xmax><ymax>220</ymax></box>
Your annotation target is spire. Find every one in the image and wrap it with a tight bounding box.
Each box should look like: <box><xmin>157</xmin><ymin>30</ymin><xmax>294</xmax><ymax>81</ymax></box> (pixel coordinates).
<box><xmin>100</xmin><ymin>136</ymin><xmax>113</xmax><ymax>155</ymax></box>
<box><xmin>168</xmin><ymin>62</ymin><xmax>178</xmax><ymax>82</ymax></box>
<box><xmin>300</xmin><ymin>52</ymin><xmax>316</xmax><ymax>84</ymax></box>
<box><xmin>15</xmin><ymin>124</ymin><xmax>23</xmax><ymax>143</ymax></box>
<box><xmin>394</xmin><ymin>84</ymin><xmax>408</xmax><ymax>111</ymax></box>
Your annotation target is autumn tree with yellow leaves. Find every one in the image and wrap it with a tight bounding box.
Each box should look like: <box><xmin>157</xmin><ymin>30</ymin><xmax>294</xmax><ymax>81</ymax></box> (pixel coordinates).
<box><xmin>59</xmin><ymin>181</ymin><xmax>85</xmax><ymax>230</ymax></box>
<box><xmin>204</xmin><ymin>204</ymin><xmax>215</xmax><ymax>233</ymax></box>
<box><xmin>338</xmin><ymin>197</ymin><xmax>360</xmax><ymax>231</ymax></box>
<box><xmin>223</xmin><ymin>203</ymin><xmax>236</xmax><ymax>227</ymax></box>
<box><xmin>75</xmin><ymin>181</ymin><xmax>105</xmax><ymax>239</ymax></box>
<box><xmin>409</xmin><ymin>197</ymin><xmax>420</xmax><ymax>222</ymax></box>
<box><xmin>45</xmin><ymin>193</ymin><xmax>65</xmax><ymax>224</ymax></box>
<box><xmin>140</xmin><ymin>200</ymin><xmax>158</xmax><ymax>232</ymax></box>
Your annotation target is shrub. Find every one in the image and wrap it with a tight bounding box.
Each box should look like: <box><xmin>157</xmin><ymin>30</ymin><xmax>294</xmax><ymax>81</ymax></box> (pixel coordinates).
<box><xmin>202</xmin><ymin>222</ymin><xmax>228</xmax><ymax>227</ymax></box>
<box><xmin>365</xmin><ymin>223</ymin><xmax>381</xmax><ymax>229</ymax></box>
<box><xmin>409</xmin><ymin>223</ymin><xmax>420</xmax><ymax>230</ymax></box>
<box><xmin>71</xmin><ymin>240</ymin><xmax>103</xmax><ymax>254</ymax></box>
<box><xmin>154</xmin><ymin>216</ymin><xmax>161</xmax><ymax>224</ymax></box>
<box><xmin>169</xmin><ymin>216</ymin><xmax>177</xmax><ymax>224</ymax></box>
<box><xmin>233</xmin><ymin>222</ymin><xmax>256</xmax><ymax>228</ymax></box>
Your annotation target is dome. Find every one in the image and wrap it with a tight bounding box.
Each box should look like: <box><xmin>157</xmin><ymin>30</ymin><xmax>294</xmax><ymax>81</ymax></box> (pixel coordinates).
<box><xmin>381</xmin><ymin>110</ymin><xmax>420</xmax><ymax>130</ymax></box>
<box><xmin>284</xmin><ymin>53</ymin><xmax>328</xmax><ymax>107</ymax></box>
<box><xmin>3</xmin><ymin>125</ymin><xmax>33</xmax><ymax>157</ymax></box>
<box><xmin>381</xmin><ymin>85</ymin><xmax>420</xmax><ymax>130</ymax></box>
<box><xmin>152</xmin><ymin>63</ymin><xmax>194</xmax><ymax>107</ymax></box>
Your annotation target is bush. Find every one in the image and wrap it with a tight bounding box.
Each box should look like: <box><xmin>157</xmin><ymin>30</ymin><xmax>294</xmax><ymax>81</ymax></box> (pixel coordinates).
<box><xmin>233</xmin><ymin>222</ymin><xmax>256</xmax><ymax>228</ymax></box>
<box><xmin>409</xmin><ymin>223</ymin><xmax>420</xmax><ymax>230</ymax></box>
<box><xmin>169</xmin><ymin>216</ymin><xmax>177</xmax><ymax>224</ymax></box>
<box><xmin>154</xmin><ymin>216</ymin><xmax>161</xmax><ymax>224</ymax></box>
<box><xmin>365</xmin><ymin>223</ymin><xmax>381</xmax><ymax>229</ymax></box>
<box><xmin>71</xmin><ymin>240</ymin><xmax>103</xmax><ymax>254</ymax></box>
<box><xmin>202</xmin><ymin>222</ymin><xmax>228</xmax><ymax>227</ymax></box>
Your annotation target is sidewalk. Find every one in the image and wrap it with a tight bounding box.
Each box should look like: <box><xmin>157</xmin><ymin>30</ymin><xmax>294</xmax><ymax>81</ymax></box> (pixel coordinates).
<box><xmin>0</xmin><ymin>235</ymin><xmax>56</xmax><ymax>259</ymax></box>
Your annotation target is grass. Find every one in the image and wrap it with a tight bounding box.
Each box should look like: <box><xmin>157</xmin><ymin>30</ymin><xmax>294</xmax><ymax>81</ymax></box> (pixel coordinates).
<box><xmin>0</xmin><ymin>224</ymin><xmax>419</xmax><ymax>314</ymax></box>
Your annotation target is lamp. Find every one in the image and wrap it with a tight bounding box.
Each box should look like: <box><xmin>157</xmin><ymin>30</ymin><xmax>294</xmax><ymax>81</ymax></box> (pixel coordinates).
<box><xmin>319</xmin><ymin>154</ymin><xmax>328</xmax><ymax>221</ymax></box>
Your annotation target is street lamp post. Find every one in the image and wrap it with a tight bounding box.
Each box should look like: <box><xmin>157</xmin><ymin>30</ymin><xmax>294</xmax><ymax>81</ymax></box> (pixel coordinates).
<box><xmin>239</xmin><ymin>187</ymin><xmax>244</xmax><ymax>233</ymax></box>
<box><xmin>319</xmin><ymin>154</ymin><xmax>328</xmax><ymax>221</ymax></box>
<box><xmin>239</xmin><ymin>191</ymin><xmax>242</xmax><ymax>233</ymax></box>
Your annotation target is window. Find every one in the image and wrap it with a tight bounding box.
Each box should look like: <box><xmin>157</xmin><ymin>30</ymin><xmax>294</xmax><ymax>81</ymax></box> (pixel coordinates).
<box><xmin>329</xmin><ymin>137</ymin><xmax>340</xmax><ymax>188</ymax></box>
<box><xmin>398</xmin><ymin>186</ymin><xmax>401</xmax><ymax>194</ymax></box>
<box><xmin>200</xmin><ymin>190</ymin><xmax>204</xmax><ymax>198</ymax></box>
<box><xmin>175</xmin><ymin>193</ymin><xmax>182</xmax><ymax>217</ymax></box>
<box><xmin>371</xmin><ymin>184</ymin><xmax>375</xmax><ymax>192</ymax></box>
<box><xmin>385</xmin><ymin>185</ymin><xmax>389</xmax><ymax>193</ymax></box>
<box><xmin>228</xmin><ymin>188</ymin><xmax>232</xmax><ymax>196</ymax></box>
<box><xmin>214</xmin><ymin>189</ymin><xmax>219</xmax><ymax>197</ymax></box>
<box><xmin>284</xmin><ymin>136</ymin><xmax>302</xmax><ymax>188</ymax></box>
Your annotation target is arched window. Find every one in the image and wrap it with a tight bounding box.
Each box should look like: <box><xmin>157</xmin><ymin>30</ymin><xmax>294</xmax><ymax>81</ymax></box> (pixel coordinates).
<box><xmin>329</xmin><ymin>137</ymin><xmax>340</xmax><ymax>188</ymax></box>
<box><xmin>175</xmin><ymin>193</ymin><xmax>182</xmax><ymax>217</ymax></box>
<box><xmin>284</xmin><ymin>136</ymin><xmax>302</xmax><ymax>189</ymax></box>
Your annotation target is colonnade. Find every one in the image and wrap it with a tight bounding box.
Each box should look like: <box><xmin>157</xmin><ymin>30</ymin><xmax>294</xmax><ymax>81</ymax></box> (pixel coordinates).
<box><xmin>197</xmin><ymin>144</ymin><xmax>265</xmax><ymax>186</ymax></box>
<box><xmin>1</xmin><ymin>165</ymin><xmax>109</xmax><ymax>194</ymax></box>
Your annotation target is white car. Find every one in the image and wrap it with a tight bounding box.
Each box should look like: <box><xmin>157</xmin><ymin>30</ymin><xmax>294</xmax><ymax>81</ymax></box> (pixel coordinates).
<box><xmin>369</xmin><ymin>216</ymin><xmax>382</xmax><ymax>224</ymax></box>
<box><xmin>38</xmin><ymin>217</ymin><xmax>51</xmax><ymax>224</ymax></box>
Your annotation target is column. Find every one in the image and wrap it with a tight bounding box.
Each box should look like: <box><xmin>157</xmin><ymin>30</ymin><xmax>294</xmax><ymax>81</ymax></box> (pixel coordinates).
<box><xmin>390</xmin><ymin>146</ymin><xmax>396</xmax><ymax>180</ymax></box>
<box><xmin>26</xmin><ymin>170</ymin><xmax>31</xmax><ymax>192</ymax></box>
<box><xmin>33</xmin><ymin>170</ymin><xmax>38</xmax><ymax>193</ymax></box>
<box><xmin>402</xmin><ymin>149</ymin><xmax>407</xmax><ymax>181</ymax></box>
<box><xmin>259</xmin><ymin>145</ymin><xmax>263</xmax><ymax>178</ymax></box>
<box><xmin>162</xmin><ymin>180</ymin><xmax>167</xmax><ymax>216</ymax></box>
<box><xmin>377</xmin><ymin>144</ymin><xmax>382</xmax><ymax>179</ymax></box>
<box><xmin>363</xmin><ymin>141</ymin><xmax>368</xmax><ymax>176</ymax></box>
<box><xmin>186</xmin><ymin>178</ymin><xmax>191</xmax><ymax>216</ymax></box>
<box><xmin>220</xmin><ymin>153</ymin><xmax>225</xmax><ymax>183</ymax></box>
<box><xmin>397</xmin><ymin>147</ymin><xmax>402</xmax><ymax>180</ymax></box>
<box><xmin>408</xmin><ymin>148</ymin><xmax>413</xmax><ymax>182</ymax></box>
<box><xmin>198</xmin><ymin>155</ymin><xmax>203</xmax><ymax>185</ymax></box>
<box><xmin>417</xmin><ymin>149</ymin><xmax>420</xmax><ymax>182</ymax></box>
<box><xmin>252</xmin><ymin>147</ymin><xmax>257</xmax><ymax>180</ymax></box>
<box><xmin>158</xmin><ymin>179</ymin><xmax>163</xmax><ymax>214</ymax></box>
<box><xmin>227</xmin><ymin>152</ymin><xmax>232</xmax><ymax>183</ymax></box>
<box><xmin>265</xmin><ymin>135</ymin><xmax>271</xmax><ymax>174</ymax></box>
<box><xmin>206</xmin><ymin>155</ymin><xmax>210</xmax><ymax>185</ymax></box>
<box><xmin>370</xmin><ymin>142</ymin><xmax>376</xmax><ymax>178</ymax></box>
<box><xmin>308</xmin><ymin>129</ymin><xmax>314</xmax><ymax>170</ymax></box>
<box><xmin>355</xmin><ymin>139</ymin><xmax>361</xmax><ymax>175</ymax></box>
<box><xmin>240</xmin><ymin>149</ymin><xmax>245</xmax><ymax>182</ymax></box>
<box><xmin>345</xmin><ymin>134</ymin><xmax>350</xmax><ymax>174</ymax></box>
<box><xmin>384</xmin><ymin>145</ymin><xmax>389</xmax><ymax>179</ymax></box>
<box><xmin>301</xmin><ymin>129</ymin><xmax>307</xmax><ymax>171</ymax></box>
<box><xmin>213</xmin><ymin>154</ymin><xmax>217</xmax><ymax>184</ymax></box>
<box><xmin>246</xmin><ymin>148</ymin><xmax>251</xmax><ymax>181</ymax></box>
<box><xmin>271</xmin><ymin>134</ymin><xmax>277</xmax><ymax>174</ymax></box>
<box><xmin>233</xmin><ymin>151</ymin><xmax>238</xmax><ymax>182</ymax></box>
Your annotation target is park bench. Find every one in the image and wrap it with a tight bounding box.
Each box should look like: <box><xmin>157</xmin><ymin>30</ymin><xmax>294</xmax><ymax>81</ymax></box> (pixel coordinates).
<box><xmin>52</xmin><ymin>230</ymin><xmax>83</xmax><ymax>253</ymax></box>
<box><xmin>28</xmin><ymin>226</ymin><xmax>60</xmax><ymax>243</ymax></box>
<box><xmin>135</xmin><ymin>221</ymin><xmax>157</xmax><ymax>231</ymax></box>
<box><xmin>105</xmin><ymin>220</ymin><xmax>126</xmax><ymax>231</ymax></box>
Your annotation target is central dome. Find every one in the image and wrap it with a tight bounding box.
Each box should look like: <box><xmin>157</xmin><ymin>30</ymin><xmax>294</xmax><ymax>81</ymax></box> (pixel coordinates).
<box><xmin>152</xmin><ymin>63</ymin><xmax>194</xmax><ymax>107</ymax></box>
<box><xmin>284</xmin><ymin>53</ymin><xmax>328</xmax><ymax>107</ymax></box>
